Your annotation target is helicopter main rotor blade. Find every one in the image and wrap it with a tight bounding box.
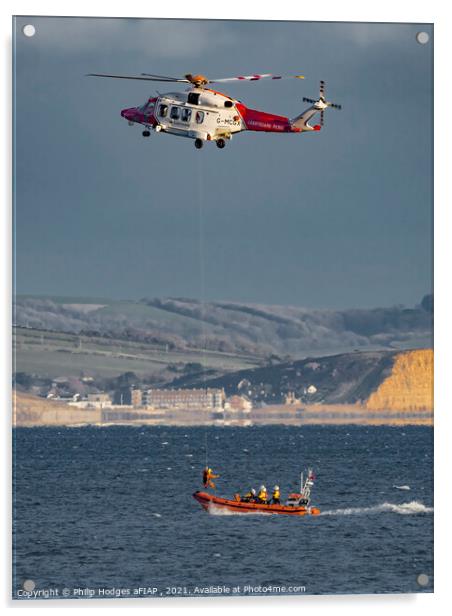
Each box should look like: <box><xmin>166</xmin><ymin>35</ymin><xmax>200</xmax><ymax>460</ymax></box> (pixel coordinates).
<box><xmin>210</xmin><ymin>73</ymin><xmax>305</xmax><ymax>83</ymax></box>
<box><xmin>140</xmin><ymin>73</ymin><xmax>192</xmax><ymax>82</ymax></box>
<box><xmin>87</xmin><ymin>71</ymin><xmax>307</xmax><ymax>86</ymax></box>
<box><xmin>87</xmin><ymin>73</ymin><xmax>190</xmax><ymax>83</ymax></box>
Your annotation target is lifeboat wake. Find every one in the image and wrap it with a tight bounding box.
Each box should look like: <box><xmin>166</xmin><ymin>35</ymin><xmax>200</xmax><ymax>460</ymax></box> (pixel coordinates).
<box><xmin>320</xmin><ymin>501</ymin><xmax>433</xmax><ymax>516</ymax></box>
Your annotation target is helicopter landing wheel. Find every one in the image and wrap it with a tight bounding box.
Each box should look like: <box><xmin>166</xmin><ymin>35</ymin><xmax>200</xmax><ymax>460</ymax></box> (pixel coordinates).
<box><xmin>194</xmin><ymin>138</ymin><xmax>204</xmax><ymax>149</ymax></box>
<box><xmin>216</xmin><ymin>138</ymin><xmax>226</xmax><ymax>149</ymax></box>
<box><xmin>142</xmin><ymin>130</ymin><xmax>151</xmax><ymax>137</ymax></box>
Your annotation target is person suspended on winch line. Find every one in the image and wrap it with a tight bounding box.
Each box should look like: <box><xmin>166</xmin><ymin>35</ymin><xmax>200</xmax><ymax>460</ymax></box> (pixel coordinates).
<box><xmin>203</xmin><ymin>466</ymin><xmax>219</xmax><ymax>489</ymax></box>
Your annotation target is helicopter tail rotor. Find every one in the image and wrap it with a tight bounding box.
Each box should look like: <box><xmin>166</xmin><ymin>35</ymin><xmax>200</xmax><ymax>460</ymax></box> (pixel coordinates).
<box><xmin>294</xmin><ymin>81</ymin><xmax>342</xmax><ymax>131</ymax></box>
<box><xmin>303</xmin><ymin>81</ymin><xmax>342</xmax><ymax>108</ymax></box>
<box><xmin>319</xmin><ymin>80</ymin><xmax>342</xmax><ymax>119</ymax></box>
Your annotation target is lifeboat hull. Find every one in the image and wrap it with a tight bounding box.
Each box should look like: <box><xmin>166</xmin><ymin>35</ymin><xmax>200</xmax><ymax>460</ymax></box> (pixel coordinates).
<box><xmin>193</xmin><ymin>491</ymin><xmax>320</xmax><ymax>516</ymax></box>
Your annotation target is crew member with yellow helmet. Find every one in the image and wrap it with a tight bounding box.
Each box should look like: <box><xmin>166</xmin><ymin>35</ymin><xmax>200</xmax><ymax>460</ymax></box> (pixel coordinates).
<box><xmin>242</xmin><ymin>488</ymin><xmax>256</xmax><ymax>503</ymax></box>
<box><xmin>202</xmin><ymin>466</ymin><xmax>219</xmax><ymax>489</ymax></box>
<box><xmin>257</xmin><ymin>485</ymin><xmax>268</xmax><ymax>504</ymax></box>
<box><xmin>271</xmin><ymin>485</ymin><xmax>281</xmax><ymax>505</ymax></box>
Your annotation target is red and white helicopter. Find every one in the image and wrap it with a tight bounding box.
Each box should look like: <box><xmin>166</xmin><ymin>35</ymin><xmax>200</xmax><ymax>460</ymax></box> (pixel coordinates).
<box><xmin>87</xmin><ymin>71</ymin><xmax>342</xmax><ymax>149</ymax></box>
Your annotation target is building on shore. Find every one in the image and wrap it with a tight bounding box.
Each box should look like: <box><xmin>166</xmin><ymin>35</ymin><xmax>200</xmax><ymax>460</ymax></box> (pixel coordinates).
<box><xmin>140</xmin><ymin>388</ymin><xmax>225</xmax><ymax>411</ymax></box>
<box><xmin>224</xmin><ymin>395</ymin><xmax>252</xmax><ymax>413</ymax></box>
<box><xmin>131</xmin><ymin>388</ymin><xmax>143</xmax><ymax>407</ymax></box>
<box><xmin>69</xmin><ymin>392</ymin><xmax>112</xmax><ymax>409</ymax></box>
<box><xmin>285</xmin><ymin>391</ymin><xmax>301</xmax><ymax>405</ymax></box>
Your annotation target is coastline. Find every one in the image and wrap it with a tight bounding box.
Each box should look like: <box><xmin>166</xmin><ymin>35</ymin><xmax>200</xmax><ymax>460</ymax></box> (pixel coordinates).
<box><xmin>12</xmin><ymin>392</ymin><xmax>433</xmax><ymax>428</ymax></box>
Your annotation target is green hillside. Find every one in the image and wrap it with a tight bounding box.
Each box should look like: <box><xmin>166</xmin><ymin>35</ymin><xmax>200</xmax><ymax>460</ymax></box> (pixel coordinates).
<box><xmin>13</xmin><ymin>326</ymin><xmax>260</xmax><ymax>379</ymax></box>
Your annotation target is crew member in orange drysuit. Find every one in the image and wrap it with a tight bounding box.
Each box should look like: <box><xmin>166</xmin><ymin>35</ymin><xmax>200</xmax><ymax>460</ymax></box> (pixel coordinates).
<box><xmin>203</xmin><ymin>466</ymin><xmax>219</xmax><ymax>489</ymax></box>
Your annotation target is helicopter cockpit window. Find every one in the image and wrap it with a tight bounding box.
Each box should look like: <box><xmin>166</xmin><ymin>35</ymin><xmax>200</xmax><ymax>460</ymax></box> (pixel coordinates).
<box><xmin>170</xmin><ymin>106</ymin><xmax>181</xmax><ymax>120</ymax></box>
<box><xmin>139</xmin><ymin>101</ymin><xmax>154</xmax><ymax>114</ymax></box>
<box><xmin>158</xmin><ymin>104</ymin><xmax>168</xmax><ymax>118</ymax></box>
<box><xmin>195</xmin><ymin>111</ymin><xmax>205</xmax><ymax>124</ymax></box>
<box><xmin>181</xmin><ymin>108</ymin><xmax>192</xmax><ymax>122</ymax></box>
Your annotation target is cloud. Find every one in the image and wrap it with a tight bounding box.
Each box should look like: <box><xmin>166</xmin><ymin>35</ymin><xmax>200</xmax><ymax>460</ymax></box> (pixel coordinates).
<box><xmin>15</xmin><ymin>16</ymin><xmax>237</xmax><ymax>58</ymax></box>
<box><xmin>332</xmin><ymin>21</ymin><xmax>428</xmax><ymax>48</ymax></box>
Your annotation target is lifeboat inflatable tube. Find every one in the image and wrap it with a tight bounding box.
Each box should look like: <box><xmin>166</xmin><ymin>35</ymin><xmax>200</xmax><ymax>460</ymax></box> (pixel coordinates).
<box><xmin>193</xmin><ymin>491</ymin><xmax>320</xmax><ymax>516</ymax></box>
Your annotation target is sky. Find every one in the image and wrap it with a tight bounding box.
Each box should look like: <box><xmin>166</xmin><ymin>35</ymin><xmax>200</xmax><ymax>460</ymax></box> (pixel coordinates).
<box><xmin>13</xmin><ymin>17</ymin><xmax>433</xmax><ymax>309</ymax></box>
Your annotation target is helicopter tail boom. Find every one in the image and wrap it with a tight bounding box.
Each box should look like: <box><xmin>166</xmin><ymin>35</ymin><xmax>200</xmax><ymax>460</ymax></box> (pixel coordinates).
<box><xmin>290</xmin><ymin>105</ymin><xmax>323</xmax><ymax>132</ymax></box>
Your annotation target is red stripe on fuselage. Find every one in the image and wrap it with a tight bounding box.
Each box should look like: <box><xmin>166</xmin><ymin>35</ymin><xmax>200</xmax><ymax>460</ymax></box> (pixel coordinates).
<box><xmin>235</xmin><ymin>103</ymin><xmax>296</xmax><ymax>133</ymax></box>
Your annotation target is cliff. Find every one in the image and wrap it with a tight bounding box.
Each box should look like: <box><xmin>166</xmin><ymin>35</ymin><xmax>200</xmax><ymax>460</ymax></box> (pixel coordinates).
<box><xmin>13</xmin><ymin>391</ymin><xmax>102</xmax><ymax>427</ymax></box>
<box><xmin>365</xmin><ymin>349</ymin><xmax>433</xmax><ymax>412</ymax></box>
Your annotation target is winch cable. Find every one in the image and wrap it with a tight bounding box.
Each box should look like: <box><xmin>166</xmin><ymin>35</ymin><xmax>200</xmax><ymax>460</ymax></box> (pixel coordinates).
<box><xmin>196</xmin><ymin>155</ymin><xmax>210</xmax><ymax>473</ymax></box>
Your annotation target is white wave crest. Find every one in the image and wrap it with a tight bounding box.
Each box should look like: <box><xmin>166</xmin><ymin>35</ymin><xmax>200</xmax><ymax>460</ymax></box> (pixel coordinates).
<box><xmin>321</xmin><ymin>500</ymin><xmax>433</xmax><ymax>516</ymax></box>
<box><xmin>393</xmin><ymin>485</ymin><xmax>411</xmax><ymax>490</ymax></box>
<box><xmin>207</xmin><ymin>504</ymin><xmax>268</xmax><ymax>516</ymax></box>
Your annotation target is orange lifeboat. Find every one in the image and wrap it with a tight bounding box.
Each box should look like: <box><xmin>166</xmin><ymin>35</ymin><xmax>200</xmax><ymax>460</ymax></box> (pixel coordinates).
<box><xmin>193</xmin><ymin>491</ymin><xmax>320</xmax><ymax>516</ymax></box>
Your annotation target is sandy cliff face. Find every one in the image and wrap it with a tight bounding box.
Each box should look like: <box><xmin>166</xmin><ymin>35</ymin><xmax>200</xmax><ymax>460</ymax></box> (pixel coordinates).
<box><xmin>365</xmin><ymin>349</ymin><xmax>433</xmax><ymax>412</ymax></box>
<box><xmin>13</xmin><ymin>391</ymin><xmax>102</xmax><ymax>426</ymax></box>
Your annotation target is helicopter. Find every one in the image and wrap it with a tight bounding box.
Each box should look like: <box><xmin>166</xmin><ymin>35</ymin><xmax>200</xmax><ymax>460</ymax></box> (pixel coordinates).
<box><xmin>87</xmin><ymin>71</ymin><xmax>342</xmax><ymax>149</ymax></box>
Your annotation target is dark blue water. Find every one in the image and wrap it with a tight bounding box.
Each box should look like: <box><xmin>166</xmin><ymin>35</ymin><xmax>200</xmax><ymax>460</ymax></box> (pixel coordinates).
<box><xmin>13</xmin><ymin>425</ymin><xmax>433</xmax><ymax>599</ymax></box>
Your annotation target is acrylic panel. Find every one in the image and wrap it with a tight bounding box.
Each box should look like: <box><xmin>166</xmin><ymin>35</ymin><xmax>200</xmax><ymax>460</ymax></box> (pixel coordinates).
<box><xmin>12</xmin><ymin>16</ymin><xmax>433</xmax><ymax>601</ymax></box>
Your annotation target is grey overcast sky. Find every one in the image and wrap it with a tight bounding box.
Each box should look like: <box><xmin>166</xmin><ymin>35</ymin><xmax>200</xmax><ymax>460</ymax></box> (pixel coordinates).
<box><xmin>13</xmin><ymin>17</ymin><xmax>433</xmax><ymax>309</ymax></box>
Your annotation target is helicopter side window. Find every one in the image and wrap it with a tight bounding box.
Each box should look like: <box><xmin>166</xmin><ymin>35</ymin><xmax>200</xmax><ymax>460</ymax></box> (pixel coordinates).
<box><xmin>181</xmin><ymin>108</ymin><xmax>192</xmax><ymax>122</ymax></box>
<box><xmin>159</xmin><ymin>104</ymin><xmax>168</xmax><ymax>118</ymax></box>
<box><xmin>196</xmin><ymin>111</ymin><xmax>205</xmax><ymax>124</ymax></box>
<box><xmin>170</xmin><ymin>106</ymin><xmax>181</xmax><ymax>120</ymax></box>
<box><xmin>187</xmin><ymin>92</ymin><xmax>200</xmax><ymax>105</ymax></box>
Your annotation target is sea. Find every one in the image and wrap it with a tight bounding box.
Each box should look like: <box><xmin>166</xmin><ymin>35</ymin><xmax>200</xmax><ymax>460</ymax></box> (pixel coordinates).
<box><xmin>12</xmin><ymin>424</ymin><xmax>433</xmax><ymax>599</ymax></box>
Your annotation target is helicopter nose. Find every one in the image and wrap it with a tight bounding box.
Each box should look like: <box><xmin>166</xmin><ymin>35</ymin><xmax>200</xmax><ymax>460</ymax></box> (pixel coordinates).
<box><xmin>121</xmin><ymin>107</ymin><xmax>136</xmax><ymax>121</ymax></box>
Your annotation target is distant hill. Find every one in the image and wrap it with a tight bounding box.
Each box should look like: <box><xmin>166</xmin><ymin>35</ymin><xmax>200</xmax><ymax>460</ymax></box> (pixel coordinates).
<box><xmin>12</xmin><ymin>326</ymin><xmax>259</xmax><ymax>383</ymax></box>
<box><xmin>166</xmin><ymin>349</ymin><xmax>398</xmax><ymax>404</ymax></box>
<box><xmin>14</xmin><ymin>294</ymin><xmax>433</xmax><ymax>360</ymax></box>
<box><xmin>166</xmin><ymin>348</ymin><xmax>434</xmax><ymax>410</ymax></box>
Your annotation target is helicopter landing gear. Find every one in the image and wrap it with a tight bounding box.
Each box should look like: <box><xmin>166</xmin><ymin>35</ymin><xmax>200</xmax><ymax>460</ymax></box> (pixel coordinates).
<box><xmin>142</xmin><ymin>130</ymin><xmax>151</xmax><ymax>137</ymax></box>
<box><xmin>216</xmin><ymin>138</ymin><xmax>226</xmax><ymax>149</ymax></box>
<box><xmin>194</xmin><ymin>138</ymin><xmax>204</xmax><ymax>149</ymax></box>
